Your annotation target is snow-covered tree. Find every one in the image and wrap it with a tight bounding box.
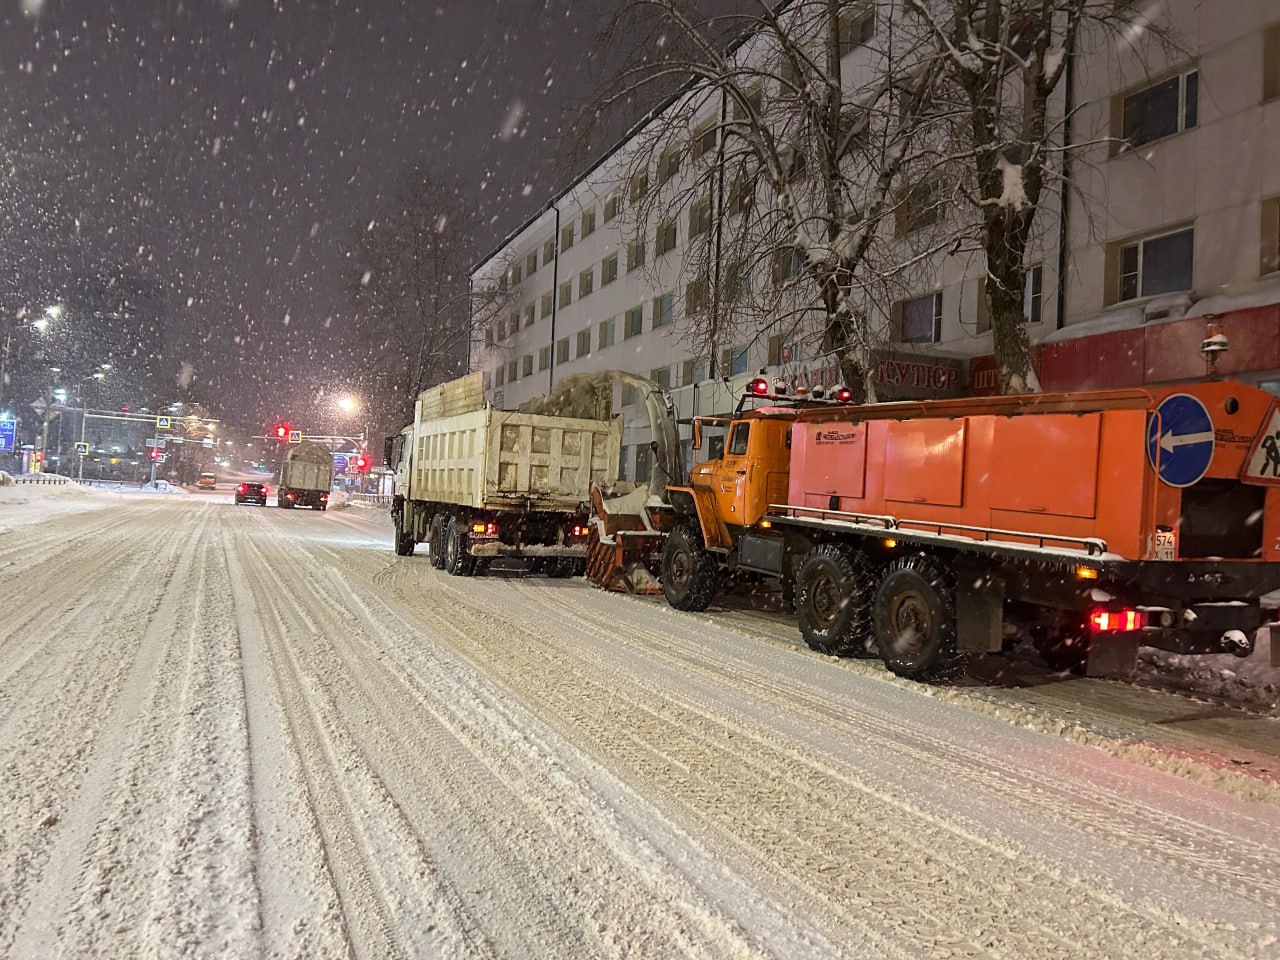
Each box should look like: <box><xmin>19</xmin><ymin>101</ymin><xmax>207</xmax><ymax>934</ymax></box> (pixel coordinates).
<box><xmin>592</xmin><ymin>0</ymin><xmax>1167</xmax><ymax>397</ymax></box>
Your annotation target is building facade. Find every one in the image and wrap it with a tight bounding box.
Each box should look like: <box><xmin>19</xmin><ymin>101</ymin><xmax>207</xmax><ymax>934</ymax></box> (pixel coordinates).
<box><xmin>470</xmin><ymin>1</ymin><xmax>1280</xmax><ymax>480</ymax></box>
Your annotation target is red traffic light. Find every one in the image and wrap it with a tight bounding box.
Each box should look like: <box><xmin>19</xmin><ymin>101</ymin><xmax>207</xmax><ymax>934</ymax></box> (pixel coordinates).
<box><xmin>148</xmin><ymin>448</ymin><xmax>160</xmax><ymax>460</ymax></box>
<box><xmin>355</xmin><ymin>454</ymin><xmax>369</xmax><ymax>472</ymax></box>
<box><xmin>274</xmin><ymin>423</ymin><xmax>290</xmax><ymax>440</ymax></box>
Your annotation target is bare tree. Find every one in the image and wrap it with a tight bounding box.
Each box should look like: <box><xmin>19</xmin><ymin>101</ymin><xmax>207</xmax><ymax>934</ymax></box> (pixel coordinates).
<box><xmin>591</xmin><ymin>0</ymin><xmax>1169</xmax><ymax>398</ymax></box>
<box><xmin>344</xmin><ymin>166</ymin><xmax>478</xmax><ymax>419</ymax></box>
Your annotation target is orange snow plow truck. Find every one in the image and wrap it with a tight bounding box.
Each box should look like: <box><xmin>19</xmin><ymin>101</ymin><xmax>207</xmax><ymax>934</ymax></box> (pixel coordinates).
<box><xmin>658</xmin><ymin>377</ymin><xmax>1280</xmax><ymax>681</ymax></box>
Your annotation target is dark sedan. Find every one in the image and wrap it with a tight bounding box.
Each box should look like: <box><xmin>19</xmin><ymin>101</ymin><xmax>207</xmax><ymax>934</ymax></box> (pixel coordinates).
<box><xmin>235</xmin><ymin>481</ymin><xmax>270</xmax><ymax>505</ymax></box>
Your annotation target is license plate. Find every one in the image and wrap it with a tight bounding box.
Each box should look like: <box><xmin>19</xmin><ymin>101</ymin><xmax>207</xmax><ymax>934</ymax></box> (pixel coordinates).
<box><xmin>1154</xmin><ymin>530</ymin><xmax>1176</xmax><ymax>561</ymax></box>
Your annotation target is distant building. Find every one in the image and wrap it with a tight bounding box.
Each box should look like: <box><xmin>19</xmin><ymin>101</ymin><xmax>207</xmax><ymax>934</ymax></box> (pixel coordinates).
<box><xmin>470</xmin><ymin>1</ymin><xmax>1280</xmax><ymax>480</ymax></box>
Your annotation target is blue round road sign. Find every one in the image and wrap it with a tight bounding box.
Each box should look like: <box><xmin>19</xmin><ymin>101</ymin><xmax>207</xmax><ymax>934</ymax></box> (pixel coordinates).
<box><xmin>1146</xmin><ymin>393</ymin><xmax>1215</xmax><ymax>487</ymax></box>
<box><xmin>332</xmin><ymin>453</ymin><xmax>350</xmax><ymax>474</ymax></box>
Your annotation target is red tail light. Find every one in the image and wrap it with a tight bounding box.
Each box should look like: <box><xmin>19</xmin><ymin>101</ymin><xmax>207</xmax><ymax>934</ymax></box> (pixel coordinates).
<box><xmin>237</xmin><ymin>484</ymin><xmax>246</xmax><ymax>494</ymax></box>
<box><xmin>262</xmin><ymin>486</ymin><xmax>269</xmax><ymax>495</ymax></box>
<box><xmin>320</xmin><ymin>494</ymin><xmax>328</xmax><ymax>501</ymax></box>
<box><xmin>288</xmin><ymin>492</ymin><xmax>296</xmax><ymax>500</ymax></box>
<box><xmin>570</xmin><ymin>524</ymin><xmax>587</xmax><ymax>537</ymax></box>
<box><xmin>1089</xmin><ymin>608</ymin><xmax>1143</xmax><ymax>633</ymax></box>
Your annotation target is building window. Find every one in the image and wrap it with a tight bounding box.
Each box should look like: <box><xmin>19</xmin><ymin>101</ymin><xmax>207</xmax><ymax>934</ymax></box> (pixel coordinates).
<box><xmin>1024</xmin><ymin>264</ymin><xmax>1044</xmax><ymax>324</ymax></box>
<box><xmin>681</xmin><ymin>358</ymin><xmax>709</xmax><ymax>386</ymax></box>
<box><xmin>627</xmin><ymin>237</ymin><xmax>646</xmax><ymax>272</ymax></box>
<box><xmin>838</xmin><ymin>3</ymin><xmax>875</xmax><ymax>58</ymax></box>
<box><xmin>652</xmin><ymin>292</ymin><xmax>674</xmax><ymax>329</ymax></box>
<box><xmin>543</xmin><ymin>238</ymin><xmax>556</xmax><ymax>266</ymax></box>
<box><xmin>525</xmin><ymin>303</ymin><xmax>536</xmax><ymax>327</ymax></box>
<box><xmin>559</xmin><ymin>281</ymin><xmax>574</xmax><ymax>309</ymax></box>
<box><xmin>485</xmin><ymin>325</ymin><xmax>494</xmax><ymax>346</ymax></box>
<box><xmin>581</xmin><ymin>208</ymin><xmax>596</xmax><ymax>238</ymax></box>
<box><xmin>693</xmin><ymin>118</ymin><xmax>717</xmax><ymax>156</ymax></box>
<box><xmin>599</xmin><ymin>317</ymin><xmax>616</xmax><ymax>349</ymax></box>
<box><xmin>1112</xmin><ymin>226</ymin><xmax>1194</xmax><ymax>303</ymax></box>
<box><xmin>1266</xmin><ymin>24</ymin><xmax>1280</xmax><ymax>102</ymax></box>
<box><xmin>733</xmin><ymin>85</ymin><xmax>763</xmax><ymax>121</ymax></box>
<box><xmin>556</xmin><ymin>338</ymin><xmax>569</xmax><ymax>364</ymax></box>
<box><xmin>541</xmin><ymin>291</ymin><xmax>554</xmax><ymax>319</ymax></box>
<box><xmin>723</xmin><ymin>344</ymin><xmax>749</xmax><ymax>376</ymax></box>
<box><xmin>604</xmin><ymin>192</ymin><xmax>621</xmax><ymax>222</ymax></box>
<box><xmin>1119</xmin><ymin>70</ymin><xmax>1198</xmax><ymax>150</ymax></box>
<box><xmin>659</xmin><ymin>144</ymin><xmax>682</xmax><ymax>184</ymax></box>
<box><xmin>510</xmin><ymin>262</ymin><xmax>522</xmax><ymax>285</ymax></box>
<box><xmin>495</xmin><ymin>365</ymin><xmax>505</xmax><ymax>387</ymax></box>
<box><xmin>625</xmin><ymin>306</ymin><xmax>644</xmax><ymax>339</ymax></box>
<box><xmin>560</xmin><ymin>223</ymin><xmax>575</xmax><ymax>252</ymax></box>
<box><xmin>522</xmin><ymin>354</ymin><xmax>533</xmax><ymax>377</ymax></box>
<box><xmin>728</xmin><ymin>175</ymin><xmax>755</xmax><ymax>216</ymax></box>
<box><xmin>649</xmin><ymin>365</ymin><xmax>671</xmax><ymax>390</ymax></box>
<box><xmin>897</xmin><ymin>179</ymin><xmax>940</xmax><ymax>234</ymax></box>
<box><xmin>689</xmin><ymin>198</ymin><xmax>712</xmax><ymax>238</ymax></box>
<box><xmin>772</xmin><ymin>245</ymin><xmax>805</xmax><ymax>282</ymax></box>
<box><xmin>784</xmin><ymin>148</ymin><xmax>808</xmax><ymax>183</ymax></box>
<box><xmin>601</xmin><ymin>253</ymin><xmax>618</xmax><ymax>285</ymax></box>
<box><xmin>506</xmin><ymin>359</ymin><xmax>517</xmax><ymax>382</ymax></box>
<box><xmin>576</xmin><ymin>329</ymin><xmax>591</xmax><ymax>358</ymax></box>
<box><xmin>526</xmin><ymin>251</ymin><xmax>538</xmax><ymax>276</ymax></box>
<box><xmin>685</xmin><ymin>276</ymin><xmax>708</xmax><ymax>314</ymax></box>
<box><xmin>538</xmin><ymin>345</ymin><xmax>551</xmax><ymax>371</ymax></box>
<box><xmin>725</xmin><ymin>260</ymin><xmax>752</xmax><ymax>300</ymax></box>
<box><xmin>629</xmin><ymin>168</ymin><xmax>648</xmax><ymax>202</ymax></box>
<box><xmin>896</xmin><ymin>291</ymin><xmax>942</xmax><ymax>343</ymax></box>
<box><xmin>656</xmin><ymin>219</ymin><xmax>678</xmax><ymax>255</ymax></box>
<box><xmin>579</xmin><ymin>268</ymin><xmax>594</xmax><ymax>299</ymax></box>
<box><xmin>1262</xmin><ymin>196</ymin><xmax>1280</xmax><ymax>275</ymax></box>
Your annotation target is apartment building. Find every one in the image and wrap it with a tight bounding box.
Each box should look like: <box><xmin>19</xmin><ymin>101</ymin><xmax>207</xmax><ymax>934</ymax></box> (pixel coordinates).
<box><xmin>471</xmin><ymin>1</ymin><xmax>1280</xmax><ymax>478</ymax></box>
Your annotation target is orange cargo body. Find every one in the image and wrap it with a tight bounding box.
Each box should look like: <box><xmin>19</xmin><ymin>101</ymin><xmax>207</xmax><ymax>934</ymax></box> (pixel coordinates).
<box><xmin>788</xmin><ymin>380</ymin><xmax>1280</xmax><ymax>564</ymax></box>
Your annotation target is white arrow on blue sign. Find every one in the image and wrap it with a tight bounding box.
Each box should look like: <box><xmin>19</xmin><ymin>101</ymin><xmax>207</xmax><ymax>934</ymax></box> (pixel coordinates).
<box><xmin>1146</xmin><ymin>393</ymin><xmax>1215</xmax><ymax>488</ymax></box>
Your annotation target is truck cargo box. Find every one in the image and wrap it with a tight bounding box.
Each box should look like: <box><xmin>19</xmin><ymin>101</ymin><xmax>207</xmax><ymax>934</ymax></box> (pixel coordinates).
<box><xmin>406</xmin><ymin>373</ymin><xmax>621</xmax><ymax>512</ymax></box>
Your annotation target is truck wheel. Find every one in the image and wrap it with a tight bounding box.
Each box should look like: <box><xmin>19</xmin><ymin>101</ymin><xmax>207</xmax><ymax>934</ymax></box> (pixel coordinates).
<box><xmin>795</xmin><ymin>545</ymin><xmax>877</xmax><ymax>657</ymax></box>
<box><xmin>872</xmin><ymin>555</ymin><xmax>963</xmax><ymax>681</ymax></box>
<box><xmin>428</xmin><ymin>515</ymin><xmax>446</xmax><ymax>569</ymax></box>
<box><xmin>393</xmin><ymin>512</ymin><xmax>415</xmax><ymax>556</ymax></box>
<box><xmin>444</xmin><ymin>517</ymin><xmax>475</xmax><ymax>576</ymax></box>
<box><xmin>661</xmin><ymin>524</ymin><xmax>718</xmax><ymax>612</ymax></box>
<box><xmin>1032</xmin><ymin>620</ymin><xmax>1091</xmax><ymax>674</ymax></box>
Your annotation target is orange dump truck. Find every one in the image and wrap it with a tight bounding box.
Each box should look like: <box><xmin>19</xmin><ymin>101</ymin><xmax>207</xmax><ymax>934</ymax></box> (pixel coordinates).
<box><xmin>660</xmin><ymin>378</ymin><xmax>1280</xmax><ymax>680</ymax></box>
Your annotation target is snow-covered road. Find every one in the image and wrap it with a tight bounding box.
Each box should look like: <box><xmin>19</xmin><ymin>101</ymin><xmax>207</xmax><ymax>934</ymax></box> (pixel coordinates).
<box><xmin>2</xmin><ymin>491</ymin><xmax>1279</xmax><ymax>958</ymax></box>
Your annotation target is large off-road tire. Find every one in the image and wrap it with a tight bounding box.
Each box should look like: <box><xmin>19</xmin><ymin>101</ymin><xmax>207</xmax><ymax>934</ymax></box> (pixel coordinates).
<box><xmin>1032</xmin><ymin>618</ymin><xmax>1091</xmax><ymax>675</ymax></box>
<box><xmin>444</xmin><ymin>517</ymin><xmax>475</xmax><ymax>577</ymax></box>
<box><xmin>872</xmin><ymin>554</ymin><xmax>963</xmax><ymax>681</ymax></box>
<box><xmin>661</xmin><ymin>524</ymin><xmax>719</xmax><ymax>611</ymax></box>
<box><xmin>427</xmin><ymin>515</ymin><xmax>446</xmax><ymax>569</ymax></box>
<box><xmin>795</xmin><ymin>544</ymin><xmax>877</xmax><ymax>657</ymax></box>
<box><xmin>394</xmin><ymin>511</ymin><xmax>415</xmax><ymax>556</ymax></box>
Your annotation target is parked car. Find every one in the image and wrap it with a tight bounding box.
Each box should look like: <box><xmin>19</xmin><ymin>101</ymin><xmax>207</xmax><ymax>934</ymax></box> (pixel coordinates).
<box><xmin>235</xmin><ymin>481</ymin><xmax>269</xmax><ymax>505</ymax></box>
<box><xmin>197</xmin><ymin>472</ymin><xmax>217</xmax><ymax>490</ymax></box>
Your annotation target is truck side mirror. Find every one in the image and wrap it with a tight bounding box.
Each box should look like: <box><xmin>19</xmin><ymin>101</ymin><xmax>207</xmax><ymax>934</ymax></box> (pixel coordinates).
<box><xmin>382</xmin><ymin>436</ymin><xmax>394</xmax><ymax>468</ymax></box>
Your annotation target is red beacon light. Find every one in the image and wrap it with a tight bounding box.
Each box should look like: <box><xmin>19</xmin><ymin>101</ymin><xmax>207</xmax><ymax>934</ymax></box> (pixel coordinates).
<box><xmin>747</xmin><ymin>377</ymin><xmax>770</xmax><ymax>397</ymax></box>
<box><xmin>832</xmin><ymin>385</ymin><xmax>854</xmax><ymax>403</ymax></box>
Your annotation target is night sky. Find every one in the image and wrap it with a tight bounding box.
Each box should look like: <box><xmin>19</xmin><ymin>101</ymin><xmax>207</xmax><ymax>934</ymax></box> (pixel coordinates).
<box><xmin>1</xmin><ymin>0</ymin><xmax>625</xmax><ymax>432</ymax></box>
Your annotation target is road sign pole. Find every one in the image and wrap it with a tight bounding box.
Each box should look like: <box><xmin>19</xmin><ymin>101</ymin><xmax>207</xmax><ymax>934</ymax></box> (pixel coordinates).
<box><xmin>78</xmin><ymin>402</ymin><xmax>87</xmax><ymax>481</ymax></box>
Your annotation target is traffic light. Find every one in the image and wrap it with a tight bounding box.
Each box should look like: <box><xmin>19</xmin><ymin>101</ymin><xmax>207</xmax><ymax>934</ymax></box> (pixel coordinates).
<box><xmin>355</xmin><ymin>453</ymin><xmax>369</xmax><ymax>472</ymax></box>
<box><xmin>274</xmin><ymin>423</ymin><xmax>291</xmax><ymax>441</ymax></box>
<box><xmin>148</xmin><ymin>448</ymin><xmax>160</xmax><ymax>461</ymax></box>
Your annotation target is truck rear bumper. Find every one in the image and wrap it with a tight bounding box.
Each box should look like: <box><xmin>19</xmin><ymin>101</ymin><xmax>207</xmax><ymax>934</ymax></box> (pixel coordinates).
<box><xmin>469</xmin><ymin>543</ymin><xmax>587</xmax><ymax>559</ymax></box>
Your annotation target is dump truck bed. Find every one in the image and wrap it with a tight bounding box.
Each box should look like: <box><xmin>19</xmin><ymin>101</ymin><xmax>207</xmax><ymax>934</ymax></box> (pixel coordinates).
<box><xmin>406</xmin><ymin>375</ymin><xmax>621</xmax><ymax>512</ymax></box>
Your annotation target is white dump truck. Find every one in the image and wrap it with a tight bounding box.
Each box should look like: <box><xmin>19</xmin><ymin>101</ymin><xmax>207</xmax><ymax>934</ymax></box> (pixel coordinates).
<box><xmin>386</xmin><ymin>372</ymin><xmax>622</xmax><ymax>576</ymax></box>
<box><xmin>277</xmin><ymin>441</ymin><xmax>334</xmax><ymax>510</ymax></box>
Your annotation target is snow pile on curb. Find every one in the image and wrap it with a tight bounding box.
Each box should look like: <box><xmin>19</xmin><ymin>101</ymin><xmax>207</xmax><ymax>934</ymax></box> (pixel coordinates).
<box><xmin>1140</xmin><ymin>630</ymin><xmax>1279</xmax><ymax>711</ymax></box>
<box><xmin>327</xmin><ymin>490</ymin><xmax>351</xmax><ymax>511</ymax></box>
<box><xmin>0</xmin><ymin>471</ymin><xmax>13</xmax><ymax>487</ymax></box>
<box><xmin>0</xmin><ymin>476</ymin><xmax>109</xmax><ymax>530</ymax></box>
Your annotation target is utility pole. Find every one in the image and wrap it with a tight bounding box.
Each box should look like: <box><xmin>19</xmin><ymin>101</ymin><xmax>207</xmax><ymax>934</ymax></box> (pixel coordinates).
<box><xmin>78</xmin><ymin>400</ymin><xmax>87</xmax><ymax>481</ymax></box>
